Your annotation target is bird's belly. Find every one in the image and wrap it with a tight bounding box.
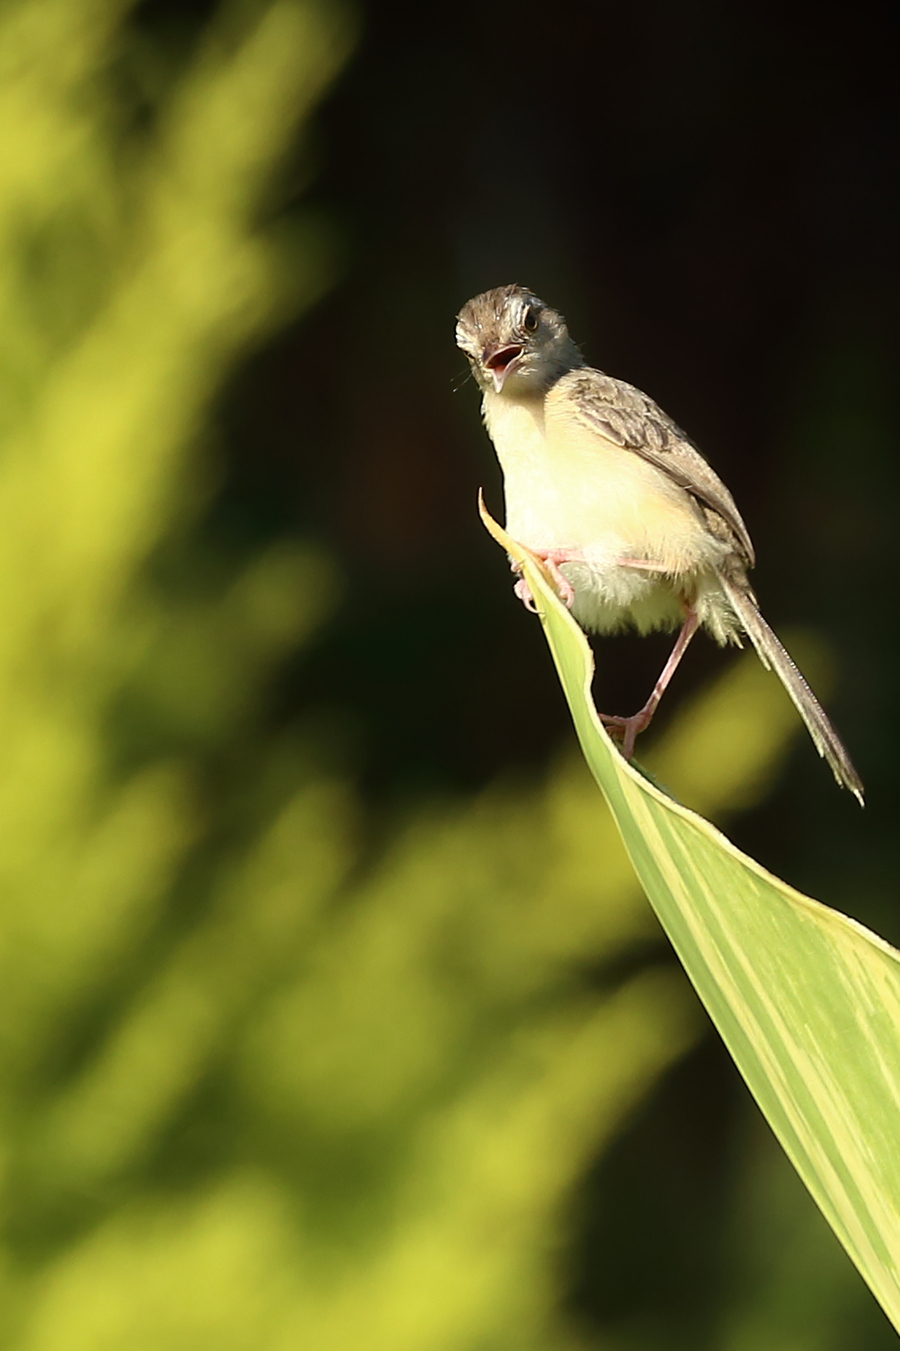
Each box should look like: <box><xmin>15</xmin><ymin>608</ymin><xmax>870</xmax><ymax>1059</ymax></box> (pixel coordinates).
<box><xmin>493</xmin><ymin>406</ymin><xmax>722</xmax><ymax>635</ymax></box>
<box><xmin>484</xmin><ymin>390</ymin><xmax>728</xmax><ymax>635</ymax></box>
<box><xmin>505</xmin><ymin>457</ymin><xmax>693</xmax><ymax>633</ymax></box>
<box><xmin>503</xmin><ymin>425</ymin><xmax>701</xmax><ymax>564</ymax></box>
<box><xmin>561</xmin><ymin>559</ymin><xmax>685</xmax><ymax>635</ymax></box>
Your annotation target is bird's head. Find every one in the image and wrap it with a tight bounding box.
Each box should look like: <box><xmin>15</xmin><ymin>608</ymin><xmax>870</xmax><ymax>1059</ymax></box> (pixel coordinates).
<box><xmin>455</xmin><ymin>284</ymin><xmax>583</xmax><ymax>396</ymax></box>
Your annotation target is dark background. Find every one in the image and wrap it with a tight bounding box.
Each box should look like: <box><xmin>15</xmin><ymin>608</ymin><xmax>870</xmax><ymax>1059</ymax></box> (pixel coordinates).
<box><xmin>224</xmin><ymin>0</ymin><xmax>899</xmax><ymax>873</ymax></box>
<box><xmin>145</xmin><ymin>0</ymin><xmax>900</xmax><ymax>1342</ymax></box>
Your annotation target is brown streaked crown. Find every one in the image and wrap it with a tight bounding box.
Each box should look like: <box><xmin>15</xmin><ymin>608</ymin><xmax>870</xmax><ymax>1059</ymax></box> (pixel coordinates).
<box><xmin>455</xmin><ymin>285</ymin><xmax>582</xmax><ymax>395</ymax></box>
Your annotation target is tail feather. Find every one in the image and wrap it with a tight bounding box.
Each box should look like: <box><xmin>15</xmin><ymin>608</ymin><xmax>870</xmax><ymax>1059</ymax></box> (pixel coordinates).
<box><xmin>718</xmin><ymin>575</ymin><xmax>864</xmax><ymax>805</ymax></box>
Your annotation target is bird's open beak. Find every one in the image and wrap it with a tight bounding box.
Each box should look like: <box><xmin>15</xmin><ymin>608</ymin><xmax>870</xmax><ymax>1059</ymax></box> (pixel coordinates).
<box><xmin>483</xmin><ymin>344</ymin><xmax>523</xmax><ymax>392</ymax></box>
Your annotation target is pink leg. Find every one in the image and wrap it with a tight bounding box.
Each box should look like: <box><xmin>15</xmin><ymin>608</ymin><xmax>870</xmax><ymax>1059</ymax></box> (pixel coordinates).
<box><xmin>510</xmin><ymin>548</ymin><xmax>585</xmax><ymax>610</ymax></box>
<box><xmin>600</xmin><ymin>609</ymin><xmax>699</xmax><ymax>759</ymax></box>
<box><xmin>615</xmin><ymin>557</ymin><xmax>670</xmax><ymax>572</ymax></box>
<box><xmin>515</xmin><ymin>551</ymin><xmax>669</xmax><ymax>611</ymax></box>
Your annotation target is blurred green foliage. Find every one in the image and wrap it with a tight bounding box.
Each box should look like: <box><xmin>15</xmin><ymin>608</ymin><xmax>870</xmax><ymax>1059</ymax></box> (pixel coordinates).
<box><xmin>0</xmin><ymin>2</ymin><xmax>882</xmax><ymax>1348</ymax></box>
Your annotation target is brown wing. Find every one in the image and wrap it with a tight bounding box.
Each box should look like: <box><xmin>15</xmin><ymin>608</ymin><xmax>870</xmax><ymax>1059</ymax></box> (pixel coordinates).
<box><xmin>559</xmin><ymin>367</ymin><xmax>756</xmax><ymax>568</ymax></box>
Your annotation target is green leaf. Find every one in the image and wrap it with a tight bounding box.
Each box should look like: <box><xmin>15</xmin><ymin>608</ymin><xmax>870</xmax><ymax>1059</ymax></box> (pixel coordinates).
<box><xmin>480</xmin><ymin>501</ymin><xmax>900</xmax><ymax>1330</ymax></box>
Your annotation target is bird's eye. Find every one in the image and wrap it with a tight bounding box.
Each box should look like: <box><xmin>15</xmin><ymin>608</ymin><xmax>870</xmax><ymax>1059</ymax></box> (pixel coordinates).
<box><xmin>522</xmin><ymin>306</ymin><xmax>539</xmax><ymax>333</ymax></box>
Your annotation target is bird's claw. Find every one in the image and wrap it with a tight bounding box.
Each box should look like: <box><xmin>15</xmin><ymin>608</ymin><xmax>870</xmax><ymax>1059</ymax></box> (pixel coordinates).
<box><xmin>510</xmin><ymin>552</ymin><xmax>575</xmax><ymax>609</ymax></box>
<box><xmin>514</xmin><ymin>577</ymin><xmax>539</xmax><ymax>612</ymax></box>
<box><xmin>598</xmin><ymin>712</ymin><xmax>648</xmax><ymax>760</ymax></box>
<box><xmin>545</xmin><ymin>564</ymin><xmax>576</xmax><ymax>608</ymax></box>
<box><xmin>534</xmin><ymin>552</ymin><xmax>576</xmax><ymax>608</ymax></box>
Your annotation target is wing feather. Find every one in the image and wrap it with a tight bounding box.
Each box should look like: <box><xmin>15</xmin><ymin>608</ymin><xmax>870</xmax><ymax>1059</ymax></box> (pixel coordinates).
<box><xmin>559</xmin><ymin>368</ymin><xmax>756</xmax><ymax>567</ymax></box>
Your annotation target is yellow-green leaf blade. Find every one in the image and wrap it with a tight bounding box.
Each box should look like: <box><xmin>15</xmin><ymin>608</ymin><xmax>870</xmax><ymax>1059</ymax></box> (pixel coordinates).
<box><xmin>482</xmin><ymin>509</ymin><xmax>900</xmax><ymax>1327</ymax></box>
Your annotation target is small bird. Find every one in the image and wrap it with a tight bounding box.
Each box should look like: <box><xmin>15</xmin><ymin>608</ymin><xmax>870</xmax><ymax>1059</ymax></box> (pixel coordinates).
<box><xmin>456</xmin><ymin>283</ymin><xmax>863</xmax><ymax>803</ymax></box>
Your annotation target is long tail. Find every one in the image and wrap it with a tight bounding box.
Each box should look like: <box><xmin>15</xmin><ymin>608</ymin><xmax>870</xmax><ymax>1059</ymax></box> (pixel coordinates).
<box><xmin>718</xmin><ymin>574</ymin><xmax>864</xmax><ymax>805</ymax></box>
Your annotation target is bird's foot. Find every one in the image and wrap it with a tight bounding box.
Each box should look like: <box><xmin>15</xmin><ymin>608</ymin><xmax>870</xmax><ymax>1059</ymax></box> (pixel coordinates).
<box><xmin>598</xmin><ymin>710</ymin><xmax>653</xmax><ymax>760</ymax></box>
<box><xmin>510</xmin><ymin>548</ymin><xmax>580</xmax><ymax>609</ymax></box>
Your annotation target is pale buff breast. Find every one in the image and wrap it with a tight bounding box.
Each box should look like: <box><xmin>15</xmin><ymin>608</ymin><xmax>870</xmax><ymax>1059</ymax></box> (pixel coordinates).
<box><xmin>484</xmin><ymin>383</ymin><xmax>722</xmax><ymax>576</ymax></box>
<box><xmin>482</xmin><ymin>381</ymin><xmax>735</xmax><ymax>637</ymax></box>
